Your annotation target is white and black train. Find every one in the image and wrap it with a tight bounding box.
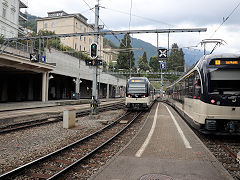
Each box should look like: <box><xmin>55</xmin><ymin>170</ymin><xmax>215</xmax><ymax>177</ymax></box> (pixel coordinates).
<box><xmin>166</xmin><ymin>53</ymin><xmax>240</xmax><ymax>135</ymax></box>
<box><xmin>125</xmin><ymin>77</ymin><xmax>155</xmax><ymax>110</ymax></box>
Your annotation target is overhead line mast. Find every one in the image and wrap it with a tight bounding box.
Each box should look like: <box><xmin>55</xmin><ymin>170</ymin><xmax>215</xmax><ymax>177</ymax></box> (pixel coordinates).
<box><xmin>90</xmin><ymin>0</ymin><xmax>100</xmax><ymax>115</ymax></box>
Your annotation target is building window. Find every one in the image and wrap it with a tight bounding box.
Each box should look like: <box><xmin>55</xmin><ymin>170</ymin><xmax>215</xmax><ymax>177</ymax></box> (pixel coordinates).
<box><xmin>80</xmin><ymin>36</ymin><xmax>81</xmax><ymax>41</ymax></box>
<box><xmin>75</xmin><ymin>43</ymin><xmax>77</xmax><ymax>50</ymax></box>
<box><xmin>11</xmin><ymin>0</ymin><xmax>16</xmax><ymax>6</ymax></box>
<box><xmin>51</xmin><ymin>22</ymin><xmax>55</xmax><ymax>28</ymax></box>
<box><xmin>10</xmin><ymin>10</ymin><xmax>15</xmax><ymax>22</ymax></box>
<box><xmin>10</xmin><ymin>31</ymin><xmax>14</xmax><ymax>38</ymax></box>
<box><xmin>80</xmin><ymin>25</ymin><xmax>82</xmax><ymax>30</ymax></box>
<box><xmin>75</xmin><ymin>22</ymin><xmax>78</xmax><ymax>27</ymax></box>
<box><xmin>84</xmin><ymin>27</ymin><xmax>86</xmax><ymax>32</ymax></box>
<box><xmin>80</xmin><ymin>45</ymin><xmax>81</xmax><ymax>51</ymax></box>
<box><xmin>84</xmin><ymin>37</ymin><xmax>86</xmax><ymax>42</ymax></box>
<box><xmin>84</xmin><ymin>47</ymin><xmax>85</xmax><ymax>52</ymax></box>
<box><xmin>44</xmin><ymin>22</ymin><xmax>48</xmax><ymax>28</ymax></box>
<box><xmin>89</xmin><ymin>39</ymin><xmax>92</xmax><ymax>44</ymax></box>
<box><xmin>1</xmin><ymin>26</ymin><xmax>6</xmax><ymax>36</ymax></box>
<box><xmin>2</xmin><ymin>7</ymin><xmax>7</xmax><ymax>18</ymax></box>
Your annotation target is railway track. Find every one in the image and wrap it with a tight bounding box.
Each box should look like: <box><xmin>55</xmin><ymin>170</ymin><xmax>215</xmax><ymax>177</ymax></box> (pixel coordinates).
<box><xmin>198</xmin><ymin>134</ymin><xmax>240</xmax><ymax>180</ymax></box>
<box><xmin>0</xmin><ymin>110</ymin><xmax>143</xmax><ymax>179</ymax></box>
<box><xmin>0</xmin><ymin>102</ymin><xmax>124</xmax><ymax>134</ymax></box>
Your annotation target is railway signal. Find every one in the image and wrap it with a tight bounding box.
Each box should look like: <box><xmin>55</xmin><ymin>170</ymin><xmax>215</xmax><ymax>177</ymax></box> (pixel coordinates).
<box><xmin>90</xmin><ymin>43</ymin><xmax>98</xmax><ymax>58</ymax></box>
<box><xmin>158</xmin><ymin>48</ymin><xmax>168</xmax><ymax>58</ymax></box>
<box><xmin>85</xmin><ymin>59</ymin><xmax>103</xmax><ymax>66</ymax></box>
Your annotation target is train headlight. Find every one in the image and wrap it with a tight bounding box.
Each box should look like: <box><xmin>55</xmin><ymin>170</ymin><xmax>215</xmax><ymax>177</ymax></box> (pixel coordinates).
<box><xmin>210</xmin><ymin>99</ymin><xmax>215</xmax><ymax>104</ymax></box>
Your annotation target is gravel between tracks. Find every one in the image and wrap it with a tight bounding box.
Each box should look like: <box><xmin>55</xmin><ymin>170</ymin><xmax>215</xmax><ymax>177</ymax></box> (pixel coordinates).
<box><xmin>0</xmin><ymin>109</ymin><xmax>124</xmax><ymax>175</ymax></box>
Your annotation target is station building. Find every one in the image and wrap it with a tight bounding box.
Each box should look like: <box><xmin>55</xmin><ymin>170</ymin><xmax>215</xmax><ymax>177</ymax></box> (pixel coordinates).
<box><xmin>0</xmin><ymin>0</ymin><xmax>28</xmax><ymax>37</ymax></box>
<box><xmin>0</xmin><ymin>42</ymin><xmax>126</xmax><ymax>102</ymax></box>
<box><xmin>0</xmin><ymin>7</ymin><xmax>126</xmax><ymax>103</ymax></box>
<box><xmin>36</xmin><ymin>11</ymin><xmax>106</xmax><ymax>61</ymax></box>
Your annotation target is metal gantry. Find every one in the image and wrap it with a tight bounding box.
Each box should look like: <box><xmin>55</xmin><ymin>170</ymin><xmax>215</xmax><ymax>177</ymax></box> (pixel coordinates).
<box><xmin>106</xmin><ymin>71</ymin><xmax>183</xmax><ymax>75</ymax></box>
<box><xmin>4</xmin><ymin>28</ymin><xmax>207</xmax><ymax>42</ymax></box>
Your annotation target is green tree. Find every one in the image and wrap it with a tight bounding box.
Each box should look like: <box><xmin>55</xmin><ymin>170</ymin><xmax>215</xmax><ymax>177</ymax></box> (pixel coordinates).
<box><xmin>138</xmin><ymin>52</ymin><xmax>149</xmax><ymax>71</ymax></box>
<box><xmin>149</xmin><ymin>56</ymin><xmax>159</xmax><ymax>72</ymax></box>
<box><xmin>116</xmin><ymin>34</ymin><xmax>135</xmax><ymax>70</ymax></box>
<box><xmin>168</xmin><ymin>43</ymin><xmax>185</xmax><ymax>72</ymax></box>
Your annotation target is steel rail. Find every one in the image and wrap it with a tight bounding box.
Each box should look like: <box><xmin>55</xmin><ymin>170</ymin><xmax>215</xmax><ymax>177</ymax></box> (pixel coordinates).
<box><xmin>48</xmin><ymin>111</ymin><xmax>142</xmax><ymax>180</ymax></box>
<box><xmin>0</xmin><ymin>111</ymin><xmax>136</xmax><ymax>179</ymax></box>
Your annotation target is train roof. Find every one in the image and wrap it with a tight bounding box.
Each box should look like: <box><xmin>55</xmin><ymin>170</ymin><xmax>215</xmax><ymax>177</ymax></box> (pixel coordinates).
<box><xmin>166</xmin><ymin>53</ymin><xmax>240</xmax><ymax>89</ymax></box>
<box><xmin>202</xmin><ymin>53</ymin><xmax>240</xmax><ymax>63</ymax></box>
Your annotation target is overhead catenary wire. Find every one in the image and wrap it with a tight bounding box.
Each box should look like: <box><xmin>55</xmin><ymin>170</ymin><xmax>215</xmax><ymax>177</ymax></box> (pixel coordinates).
<box><xmin>210</xmin><ymin>1</ymin><xmax>240</xmax><ymax>38</ymax></box>
<box><xmin>102</xmin><ymin>7</ymin><xmax>174</xmax><ymax>28</ymax></box>
<box><xmin>81</xmin><ymin>0</ymin><xmax>127</xmax><ymax>48</ymax></box>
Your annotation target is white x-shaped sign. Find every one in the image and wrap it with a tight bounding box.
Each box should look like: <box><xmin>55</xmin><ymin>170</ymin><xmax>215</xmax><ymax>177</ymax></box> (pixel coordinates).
<box><xmin>158</xmin><ymin>49</ymin><xmax>167</xmax><ymax>58</ymax></box>
<box><xmin>30</xmin><ymin>53</ymin><xmax>38</xmax><ymax>62</ymax></box>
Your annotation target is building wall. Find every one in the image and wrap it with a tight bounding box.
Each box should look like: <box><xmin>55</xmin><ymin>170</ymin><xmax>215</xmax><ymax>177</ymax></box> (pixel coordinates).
<box><xmin>0</xmin><ymin>0</ymin><xmax>20</xmax><ymax>38</ymax></box>
<box><xmin>37</xmin><ymin>15</ymin><xmax>105</xmax><ymax>61</ymax></box>
<box><xmin>46</xmin><ymin>48</ymin><xmax>126</xmax><ymax>87</ymax></box>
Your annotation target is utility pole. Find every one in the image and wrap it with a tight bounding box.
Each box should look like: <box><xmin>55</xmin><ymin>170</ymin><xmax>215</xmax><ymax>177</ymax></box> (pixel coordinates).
<box><xmin>157</xmin><ymin>33</ymin><xmax>163</xmax><ymax>94</ymax></box>
<box><xmin>91</xmin><ymin>0</ymin><xmax>100</xmax><ymax>115</ymax></box>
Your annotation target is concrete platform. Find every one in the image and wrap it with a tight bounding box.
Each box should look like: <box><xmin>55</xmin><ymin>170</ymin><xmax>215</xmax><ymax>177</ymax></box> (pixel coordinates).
<box><xmin>0</xmin><ymin>98</ymin><xmax>124</xmax><ymax>125</ymax></box>
<box><xmin>91</xmin><ymin>102</ymin><xmax>234</xmax><ymax>180</ymax></box>
<box><xmin>0</xmin><ymin>98</ymin><xmax>119</xmax><ymax>112</ymax></box>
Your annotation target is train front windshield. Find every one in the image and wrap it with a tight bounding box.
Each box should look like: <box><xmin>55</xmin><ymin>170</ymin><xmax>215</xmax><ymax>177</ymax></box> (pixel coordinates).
<box><xmin>209</xmin><ymin>68</ymin><xmax>240</xmax><ymax>95</ymax></box>
<box><xmin>127</xmin><ymin>80</ymin><xmax>147</xmax><ymax>94</ymax></box>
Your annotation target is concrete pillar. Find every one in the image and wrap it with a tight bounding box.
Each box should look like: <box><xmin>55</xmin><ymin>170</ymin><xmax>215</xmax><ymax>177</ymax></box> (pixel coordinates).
<box><xmin>42</xmin><ymin>72</ymin><xmax>47</xmax><ymax>102</ymax></box>
<box><xmin>28</xmin><ymin>77</ymin><xmax>34</xmax><ymax>101</ymax></box>
<box><xmin>107</xmin><ymin>84</ymin><xmax>109</xmax><ymax>99</ymax></box>
<box><xmin>46</xmin><ymin>73</ymin><xmax>49</xmax><ymax>101</ymax></box>
<box><xmin>75</xmin><ymin>78</ymin><xmax>80</xmax><ymax>93</ymax></box>
<box><xmin>1</xmin><ymin>80</ymin><xmax>8</xmax><ymax>102</ymax></box>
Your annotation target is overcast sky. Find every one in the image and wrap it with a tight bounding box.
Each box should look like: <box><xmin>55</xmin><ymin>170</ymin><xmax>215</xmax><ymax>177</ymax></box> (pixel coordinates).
<box><xmin>27</xmin><ymin>0</ymin><xmax>240</xmax><ymax>54</ymax></box>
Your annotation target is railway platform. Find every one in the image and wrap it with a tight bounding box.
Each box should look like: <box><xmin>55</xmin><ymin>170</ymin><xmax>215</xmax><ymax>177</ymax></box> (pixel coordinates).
<box><xmin>91</xmin><ymin>102</ymin><xmax>234</xmax><ymax>180</ymax></box>
<box><xmin>0</xmin><ymin>98</ymin><xmax>123</xmax><ymax>126</ymax></box>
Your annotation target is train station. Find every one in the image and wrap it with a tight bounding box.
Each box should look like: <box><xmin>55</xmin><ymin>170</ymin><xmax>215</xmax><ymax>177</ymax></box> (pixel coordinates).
<box><xmin>0</xmin><ymin>44</ymin><xmax>126</xmax><ymax>103</ymax></box>
<box><xmin>1</xmin><ymin>0</ymin><xmax>240</xmax><ymax>179</ymax></box>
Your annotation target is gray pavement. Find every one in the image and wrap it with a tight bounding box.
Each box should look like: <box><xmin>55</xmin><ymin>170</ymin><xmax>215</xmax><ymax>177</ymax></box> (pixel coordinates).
<box><xmin>92</xmin><ymin>102</ymin><xmax>234</xmax><ymax>180</ymax></box>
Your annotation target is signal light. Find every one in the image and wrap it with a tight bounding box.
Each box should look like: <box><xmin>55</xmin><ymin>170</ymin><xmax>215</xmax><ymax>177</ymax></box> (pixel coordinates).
<box><xmin>90</xmin><ymin>43</ymin><xmax>98</xmax><ymax>58</ymax></box>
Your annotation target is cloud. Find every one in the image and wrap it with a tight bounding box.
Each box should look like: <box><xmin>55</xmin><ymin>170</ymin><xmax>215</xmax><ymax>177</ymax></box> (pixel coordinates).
<box><xmin>27</xmin><ymin>0</ymin><xmax>240</xmax><ymax>53</ymax></box>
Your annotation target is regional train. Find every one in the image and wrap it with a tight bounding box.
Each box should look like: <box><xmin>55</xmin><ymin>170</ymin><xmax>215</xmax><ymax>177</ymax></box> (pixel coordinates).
<box><xmin>165</xmin><ymin>53</ymin><xmax>240</xmax><ymax>135</ymax></box>
<box><xmin>125</xmin><ymin>77</ymin><xmax>156</xmax><ymax>110</ymax></box>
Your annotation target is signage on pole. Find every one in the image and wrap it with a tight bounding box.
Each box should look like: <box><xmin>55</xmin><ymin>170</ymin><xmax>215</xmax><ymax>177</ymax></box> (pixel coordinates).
<box><xmin>158</xmin><ymin>48</ymin><xmax>168</xmax><ymax>58</ymax></box>
<box><xmin>85</xmin><ymin>59</ymin><xmax>103</xmax><ymax>66</ymax></box>
<box><xmin>30</xmin><ymin>53</ymin><xmax>39</xmax><ymax>62</ymax></box>
<box><xmin>159</xmin><ymin>61</ymin><xmax>166</xmax><ymax>69</ymax></box>
<box><xmin>41</xmin><ymin>56</ymin><xmax>46</xmax><ymax>62</ymax></box>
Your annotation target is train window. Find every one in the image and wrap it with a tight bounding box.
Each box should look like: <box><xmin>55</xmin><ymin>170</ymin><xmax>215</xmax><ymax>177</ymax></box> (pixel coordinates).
<box><xmin>209</xmin><ymin>69</ymin><xmax>240</xmax><ymax>95</ymax></box>
<box><xmin>193</xmin><ymin>71</ymin><xmax>201</xmax><ymax>97</ymax></box>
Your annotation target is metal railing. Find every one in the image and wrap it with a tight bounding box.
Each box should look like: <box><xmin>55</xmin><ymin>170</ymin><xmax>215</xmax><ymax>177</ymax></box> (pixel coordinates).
<box><xmin>0</xmin><ymin>41</ymin><xmax>32</xmax><ymax>58</ymax></box>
